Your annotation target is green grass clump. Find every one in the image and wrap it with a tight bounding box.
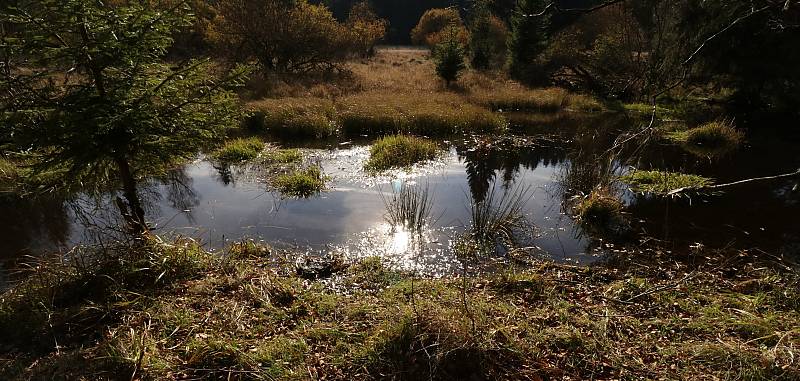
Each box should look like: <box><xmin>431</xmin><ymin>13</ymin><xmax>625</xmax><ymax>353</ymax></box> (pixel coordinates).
<box><xmin>265</xmin><ymin>148</ymin><xmax>302</xmax><ymax>164</ymax></box>
<box><xmin>574</xmin><ymin>189</ymin><xmax>625</xmax><ymax>227</ymax></box>
<box><xmin>273</xmin><ymin>166</ymin><xmax>326</xmax><ymax>198</ymax></box>
<box><xmin>365</xmin><ymin>135</ymin><xmax>439</xmax><ymax>172</ymax></box>
<box><xmin>212</xmin><ymin>137</ymin><xmax>264</xmax><ymax>163</ymax></box>
<box><xmin>620</xmin><ymin>170</ymin><xmax>713</xmax><ymax>195</ymax></box>
<box><xmin>667</xmin><ymin>120</ymin><xmax>744</xmax><ymax>155</ymax></box>
<box><xmin>247</xmin><ymin>98</ymin><xmax>337</xmax><ymax>139</ymax></box>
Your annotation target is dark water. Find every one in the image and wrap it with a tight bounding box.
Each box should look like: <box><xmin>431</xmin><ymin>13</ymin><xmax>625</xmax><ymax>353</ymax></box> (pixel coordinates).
<box><xmin>2</xmin><ymin>113</ymin><xmax>799</xmax><ymax>275</ymax></box>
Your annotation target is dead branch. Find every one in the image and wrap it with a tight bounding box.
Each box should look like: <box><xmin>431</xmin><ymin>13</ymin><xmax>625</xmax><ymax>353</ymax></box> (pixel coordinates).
<box><xmin>668</xmin><ymin>168</ymin><xmax>800</xmax><ymax>196</ymax></box>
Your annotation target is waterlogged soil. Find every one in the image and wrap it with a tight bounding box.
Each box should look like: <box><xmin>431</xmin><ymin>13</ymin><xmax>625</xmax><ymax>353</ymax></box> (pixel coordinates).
<box><xmin>2</xmin><ymin>113</ymin><xmax>799</xmax><ymax>275</ymax></box>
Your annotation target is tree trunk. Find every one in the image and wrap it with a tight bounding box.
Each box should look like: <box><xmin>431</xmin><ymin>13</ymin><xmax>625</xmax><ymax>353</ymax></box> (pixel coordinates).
<box><xmin>115</xmin><ymin>156</ymin><xmax>148</xmax><ymax>234</ymax></box>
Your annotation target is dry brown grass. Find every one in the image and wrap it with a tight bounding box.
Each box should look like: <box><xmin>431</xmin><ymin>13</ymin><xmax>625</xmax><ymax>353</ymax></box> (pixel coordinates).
<box><xmin>242</xmin><ymin>48</ymin><xmax>603</xmax><ymax>138</ymax></box>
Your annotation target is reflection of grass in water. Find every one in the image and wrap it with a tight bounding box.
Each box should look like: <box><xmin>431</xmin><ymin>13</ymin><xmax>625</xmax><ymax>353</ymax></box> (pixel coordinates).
<box><xmin>273</xmin><ymin>166</ymin><xmax>327</xmax><ymax>198</ymax></box>
<box><xmin>457</xmin><ymin>184</ymin><xmax>531</xmax><ymax>258</ymax></box>
<box><xmin>620</xmin><ymin>170</ymin><xmax>713</xmax><ymax>195</ymax></box>
<box><xmin>382</xmin><ymin>183</ymin><xmax>434</xmax><ymax>233</ymax></box>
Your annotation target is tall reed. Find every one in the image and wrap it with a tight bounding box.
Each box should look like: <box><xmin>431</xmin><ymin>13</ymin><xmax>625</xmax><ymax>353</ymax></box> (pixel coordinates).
<box><xmin>381</xmin><ymin>182</ymin><xmax>434</xmax><ymax>233</ymax></box>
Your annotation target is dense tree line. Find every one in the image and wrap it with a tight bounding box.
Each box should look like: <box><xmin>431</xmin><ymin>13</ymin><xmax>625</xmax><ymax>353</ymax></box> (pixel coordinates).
<box><xmin>502</xmin><ymin>0</ymin><xmax>800</xmax><ymax>109</ymax></box>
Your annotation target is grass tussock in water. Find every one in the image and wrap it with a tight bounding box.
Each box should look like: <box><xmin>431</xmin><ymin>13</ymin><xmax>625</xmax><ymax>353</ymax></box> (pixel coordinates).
<box><xmin>264</xmin><ymin>148</ymin><xmax>302</xmax><ymax>164</ymax></box>
<box><xmin>382</xmin><ymin>183</ymin><xmax>434</xmax><ymax>232</ymax></box>
<box><xmin>273</xmin><ymin>166</ymin><xmax>326</xmax><ymax>198</ymax></box>
<box><xmin>2</xmin><ymin>240</ymin><xmax>797</xmax><ymax>380</ymax></box>
<box><xmin>212</xmin><ymin>137</ymin><xmax>265</xmax><ymax>163</ymax></box>
<box><xmin>457</xmin><ymin>185</ymin><xmax>530</xmax><ymax>257</ymax></box>
<box><xmin>365</xmin><ymin>135</ymin><xmax>439</xmax><ymax>172</ymax></box>
<box><xmin>620</xmin><ymin>170</ymin><xmax>713</xmax><ymax>195</ymax></box>
<box><xmin>246</xmin><ymin>97</ymin><xmax>338</xmax><ymax>139</ymax></box>
<box><xmin>666</xmin><ymin>120</ymin><xmax>744</xmax><ymax>155</ymax></box>
<box><xmin>574</xmin><ymin>188</ymin><xmax>628</xmax><ymax>235</ymax></box>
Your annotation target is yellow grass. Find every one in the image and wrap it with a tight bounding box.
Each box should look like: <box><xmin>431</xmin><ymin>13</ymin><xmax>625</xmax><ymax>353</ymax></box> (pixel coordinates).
<box><xmin>244</xmin><ymin>48</ymin><xmax>602</xmax><ymax>138</ymax></box>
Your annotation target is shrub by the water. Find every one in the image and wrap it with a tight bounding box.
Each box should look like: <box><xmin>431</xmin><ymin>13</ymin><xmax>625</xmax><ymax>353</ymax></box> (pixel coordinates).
<box><xmin>365</xmin><ymin>135</ymin><xmax>439</xmax><ymax>172</ymax></box>
<box><xmin>212</xmin><ymin>138</ymin><xmax>264</xmax><ymax>163</ymax></box>
<box><xmin>273</xmin><ymin>166</ymin><xmax>326</xmax><ymax>198</ymax></box>
<box><xmin>410</xmin><ymin>8</ymin><xmax>469</xmax><ymax>47</ymax></box>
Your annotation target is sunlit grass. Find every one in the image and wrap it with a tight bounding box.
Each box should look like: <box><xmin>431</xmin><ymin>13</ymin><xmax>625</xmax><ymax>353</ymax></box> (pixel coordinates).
<box><xmin>212</xmin><ymin>137</ymin><xmax>264</xmax><ymax>163</ymax></box>
<box><xmin>265</xmin><ymin>148</ymin><xmax>302</xmax><ymax>164</ymax></box>
<box><xmin>247</xmin><ymin>97</ymin><xmax>337</xmax><ymax>139</ymax></box>
<box><xmin>273</xmin><ymin>166</ymin><xmax>327</xmax><ymax>198</ymax></box>
<box><xmin>667</xmin><ymin>120</ymin><xmax>744</xmax><ymax>154</ymax></box>
<box><xmin>2</xmin><ymin>237</ymin><xmax>798</xmax><ymax>380</ymax></box>
<box><xmin>337</xmin><ymin>92</ymin><xmax>506</xmax><ymax>136</ymax></box>
<box><xmin>364</xmin><ymin>135</ymin><xmax>439</xmax><ymax>172</ymax></box>
<box><xmin>620</xmin><ymin>170</ymin><xmax>713</xmax><ymax>194</ymax></box>
<box><xmin>472</xmin><ymin>86</ymin><xmax>603</xmax><ymax>112</ymax></box>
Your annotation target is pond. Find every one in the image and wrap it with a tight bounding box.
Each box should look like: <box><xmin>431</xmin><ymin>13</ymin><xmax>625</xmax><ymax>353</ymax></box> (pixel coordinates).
<box><xmin>2</xmin><ymin>112</ymin><xmax>799</xmax><ymax>276</ymax></box>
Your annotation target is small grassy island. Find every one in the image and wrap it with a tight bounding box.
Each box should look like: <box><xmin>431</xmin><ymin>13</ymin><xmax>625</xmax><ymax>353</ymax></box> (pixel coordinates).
<box><xmin>365</xmin><ymin>135</ymin><xmax>440</xmax><ymax>172</ymax></box>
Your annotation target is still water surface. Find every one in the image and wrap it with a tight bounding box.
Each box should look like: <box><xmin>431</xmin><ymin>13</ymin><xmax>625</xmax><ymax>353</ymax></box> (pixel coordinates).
<box><xmin>2</xmin><ymin>114</ymin><xmax>798</xmax><ymax>275</ymax></box>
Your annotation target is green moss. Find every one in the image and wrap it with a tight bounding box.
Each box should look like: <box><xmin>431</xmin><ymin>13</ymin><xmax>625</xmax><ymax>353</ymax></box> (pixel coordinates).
<box><xmin>273</xmin><ymin>166</ymin><xmax>327</xmax><ymax>198</ymax></box>
<box><xmin>620</xmin><ymin>170</ymin><xmax>713</xmax><ymax>194</ymax></box>
<box><xmin>212</xmin><ymin>137</ymin><xmax>264</xmax><ymax>163</ymax></box>
<box><xmin>365</xmin><ymin>135</ymin><xmax>439</xmax><ymax>172</ymax></box>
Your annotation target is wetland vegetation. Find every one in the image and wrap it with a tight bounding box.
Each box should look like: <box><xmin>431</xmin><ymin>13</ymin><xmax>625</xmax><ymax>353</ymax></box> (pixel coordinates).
<box><xmin>1</xmin><ymin>1</ymin><xmax>799</xmax><ymax>380</ymax></box>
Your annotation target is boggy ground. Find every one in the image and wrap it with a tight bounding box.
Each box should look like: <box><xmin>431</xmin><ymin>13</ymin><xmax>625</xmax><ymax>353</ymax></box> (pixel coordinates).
<box><xmin>1</xmin><ymin>238</ymin><xmax>798</xmax><ymax>380</ymax></box>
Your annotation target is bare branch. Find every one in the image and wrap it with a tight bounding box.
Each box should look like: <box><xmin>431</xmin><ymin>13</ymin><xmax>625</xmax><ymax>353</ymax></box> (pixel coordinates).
<box><xmin>668</xmin><ymin>168</ymin><xmax>800</xmax><ymax>196</ymax></box>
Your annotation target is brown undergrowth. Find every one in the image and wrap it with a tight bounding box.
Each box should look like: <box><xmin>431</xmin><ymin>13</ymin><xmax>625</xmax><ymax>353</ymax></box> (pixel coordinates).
<box><xmin>1</xmin><ymin>238</ymin><xmax>797</xmax><ymax>380</ymax></box>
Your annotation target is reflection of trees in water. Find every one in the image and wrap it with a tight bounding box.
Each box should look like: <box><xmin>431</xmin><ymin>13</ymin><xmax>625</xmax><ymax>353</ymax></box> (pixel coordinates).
<box><xmin>0</xmin><ymin>195</ymin><xmax>70</xmax><ymax>259</ymax></box>
<box><xmin>458</xmin><ymin>139</ymin><xmax>567</xmax><ymax>203</ymax></box>
<box><xmin>213</xmin><ymin>163</ymin><xmax>235</xmax><ymax>186</ymax></box>
<box><xmin>138</xmin><ymin>167</ymin><xmax>201</xmax><ymax>225</ymax></box>
<box><xmin>553</xmin><ymin>114</ymin><xmax>631</xmax><ymax>199</ymax></box>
